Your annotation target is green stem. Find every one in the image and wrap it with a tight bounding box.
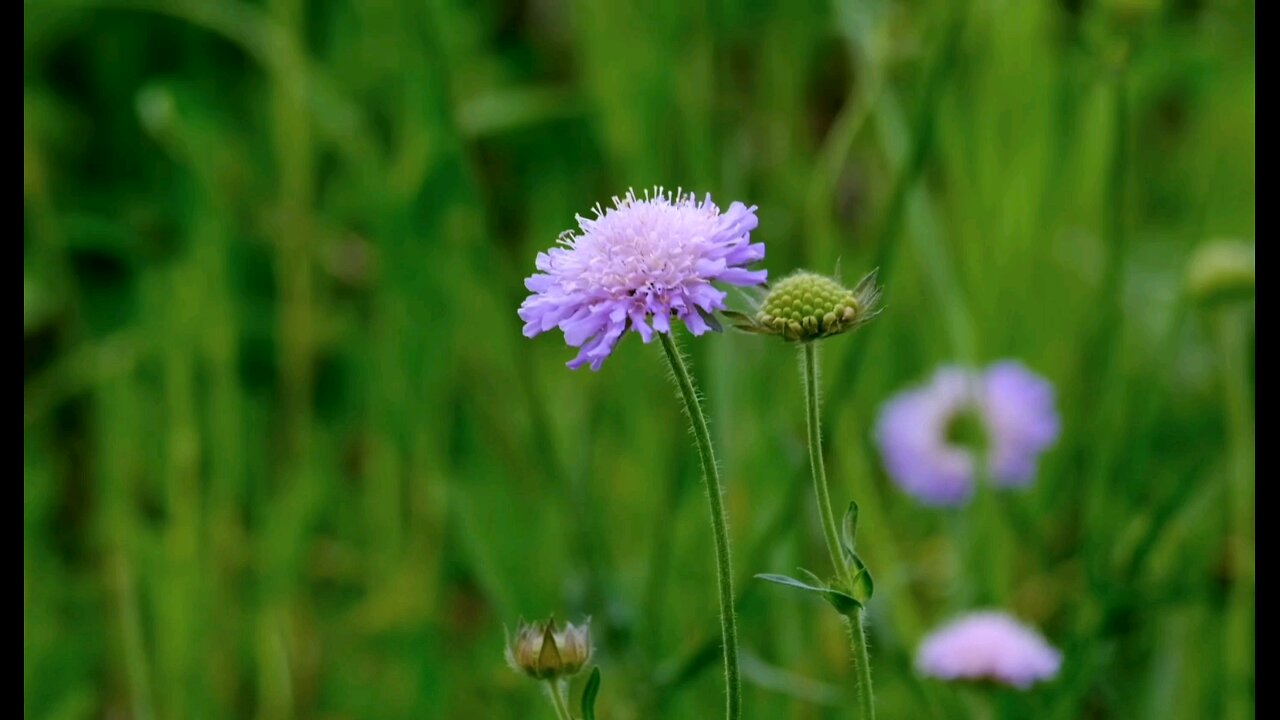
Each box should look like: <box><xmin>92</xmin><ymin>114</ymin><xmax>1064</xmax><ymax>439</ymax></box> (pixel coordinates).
<box><xmin>802</xmin><ymin>344</ymin><xmax>848</xmax><ymax>586</ymax></box>
<box><xmin>545</xmin><ymin>680</ymin><xmax>574</xmax><ymax>720</ymax></box>
<box><xmin>845</xmin><ymin>610</ymin><xmax>877</xmax><ymax>720</ymax></box>
<box><xmin>802</xmin><ymin>343</ymin><xmax>875</xmax><ymax>720</ymax></box>
<box><xmin>658</xmin><ymin>332</ymin><xmax>742</xmax><ymax>720</ymax></box>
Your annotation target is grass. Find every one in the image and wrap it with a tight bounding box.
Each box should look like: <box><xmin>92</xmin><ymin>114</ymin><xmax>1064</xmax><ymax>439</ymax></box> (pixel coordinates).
<box><xmin>24</xmin><ymin>0</ymin><xmax>1254</xmax><ymax>718</ymax></box>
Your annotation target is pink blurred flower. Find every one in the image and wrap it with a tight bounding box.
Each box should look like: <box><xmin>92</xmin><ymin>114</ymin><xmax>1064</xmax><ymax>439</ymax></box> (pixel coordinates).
<box><xmin>916</xmin><ymin>611</ymin><xmax>1062</xmax><ymax>689</ymax></box>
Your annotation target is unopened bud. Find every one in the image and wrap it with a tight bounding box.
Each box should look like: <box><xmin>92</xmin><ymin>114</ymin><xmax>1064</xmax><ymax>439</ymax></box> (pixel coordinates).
<box><xmin>505</xmin><ymin>616</ymin><xmax>592</xmax><ymax>680</ymax></box>
<box><xmin>736</xmin><ymin>269</ymin><xmax>881</xmax><ymax>342</ymax></box>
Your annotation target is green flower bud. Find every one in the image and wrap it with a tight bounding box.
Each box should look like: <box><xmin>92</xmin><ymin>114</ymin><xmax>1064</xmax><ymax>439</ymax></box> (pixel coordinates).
<box><xmin>506</xmin><ymin>616</ymin><xmax>593</xmax><ymax>680</ymax></box>
<box><xmin>726</xmin><ymin>269</ymin><xmax>881</xmax><ymax>342</ymax></box>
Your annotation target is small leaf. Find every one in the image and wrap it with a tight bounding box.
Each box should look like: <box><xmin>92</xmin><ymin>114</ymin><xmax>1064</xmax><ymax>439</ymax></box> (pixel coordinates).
<box><xmin>848</xmin><ymin>550</ymin><xmax>868</xmax><ymax>574</ymax></box>
<box><xmin>855</xmin><ymin>570</ymin><xmax>874</xmax><ymax>603</ymax></box>
<box><xmin>756</xmin><ymin>573</ymin><xmax>828</xmax><ymax>594</ymax></box>
<box><xmin>841</xmin><ymin>501</ymin><xmax>859</xmax><ymax>559</ymax></box>
<box><xmin>839</xmin><ymin>502</ymin><xmax>875</xmax><ymax>604</ymax></box>
<box><xmin>580</xmin><ymin>666</ymin><xmax>601</xmax><ymax>720</ymax></box>
<box><xmin>821</xmin><ymin>587</ymin><xmax>863</xmax><ymax>615</ymax></box>
<box><xmin>838</xmin><ymin>550</ymin><xmax>875</xmax><ymax>604</ymax></box>
<box><xmin>756</xmin><ymin>572</ymin><xmax>863</xmax><ymax>615</ymax></box>
<box><xmin>797</xmin><ymin>567</ymin><xmax>828</xmax><ymax>589</ymax></box>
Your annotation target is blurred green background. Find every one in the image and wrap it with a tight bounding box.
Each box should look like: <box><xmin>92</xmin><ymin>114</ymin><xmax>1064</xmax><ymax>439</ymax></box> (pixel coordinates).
<box><xmin>24</xmin><ymin>0</ymin><xmax>1254</xmax><ymax>718</ymax></box>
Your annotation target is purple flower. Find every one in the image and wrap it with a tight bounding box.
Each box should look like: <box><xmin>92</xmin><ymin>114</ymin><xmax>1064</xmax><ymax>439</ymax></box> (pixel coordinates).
<box><xmin>518</xmin><ymin>188</ymin><xmax>767</xmax><ymax>370</ymax></box>
<box><xmin>874</xmin><ymin>361</ymin><xmax>1060</xmax><ymax>506</ymax></box>
<box><xmin>916</xmin><ymin>611</ymin><xmax>1062</xmax><ymax>689</ymax></box>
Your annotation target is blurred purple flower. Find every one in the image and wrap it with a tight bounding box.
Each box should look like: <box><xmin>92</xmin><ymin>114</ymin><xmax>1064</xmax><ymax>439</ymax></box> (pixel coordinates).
<box><xmin>874</xmin><ymin>361</ymin><xmax>1060</xmax><ymax>506</ymax></box>
<box><xmin>916</xmin><ymin>611</ymin><xmax>1062</xmax><ymax>689</ymax></box>
<box><xmin>518</xmin><ymin>188</ymin><xmax>767</xmax><ymax>370</ymax></box>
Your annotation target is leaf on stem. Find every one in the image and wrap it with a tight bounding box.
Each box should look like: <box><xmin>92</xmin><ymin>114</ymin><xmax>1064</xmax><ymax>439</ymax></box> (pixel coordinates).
<box><xmin>756</xmin><ymin>571</ymin><xmax>863</xmax><ymax>615</ymax></box>
<box><xmin>841</xmin><ymin>501</ymin><xmax>859</xmax><ymax>557</ymax></box>
<box><xmin>580</xmin><ymin>666</ymin><xmax>601</xmax><ymax>720</ymax></box>
<box><xmin>838</xmin><ymin>501</ymin><xmax>875</xmax><ymax>603</ymax></box>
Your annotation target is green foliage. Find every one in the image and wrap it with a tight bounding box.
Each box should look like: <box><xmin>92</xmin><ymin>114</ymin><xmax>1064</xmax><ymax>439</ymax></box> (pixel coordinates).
<box><xmin>23</xmin><ymin>0</ymin><xmax>1254</xmax><ymax>718</ymax></box>
<box><xmin>581</xmin><ymin>667</ymin><xmax>602</xmax><ymax>720</ymax></box>
<box><xmin>756</xmin><ymin>571</ymin><xmax>864</xmax><ymax>615</ymax></box>
<box><xmin>838</xmin><ymin>502</ymin><xmax>875</xmax><ymax>606</ymax></box>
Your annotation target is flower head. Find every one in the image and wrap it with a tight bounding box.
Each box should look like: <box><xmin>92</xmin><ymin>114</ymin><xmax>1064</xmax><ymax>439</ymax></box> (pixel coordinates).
<box><xmin>874</xmin><ymin>361</ymin><xmax>1060</xmax><ymax>506</ymax></box>
<box><xmin>505</xmin><ymin>616</ymin><xmax>593</xmax><ymax>680</ymax></box>
<box><xmin>518</xmin><ymin>188</ymin><xmax>767</xmax><ymax>370</ymax></box>
<box><xmin>728</xmin><ymin>270</ymin><xmax>881</xmax><ymax>342</ymax></box>
<box><xmin>916</xmin><ymin>611</ymin><xmax>1061</xmax><ymax>689</ymax></box>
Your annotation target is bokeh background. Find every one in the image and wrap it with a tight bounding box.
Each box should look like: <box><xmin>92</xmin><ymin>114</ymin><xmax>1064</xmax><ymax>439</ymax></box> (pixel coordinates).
<box><xmin>24</xmin><ymin>0</ymin><xmax>1254</xmax><ymax>718</ymax></box>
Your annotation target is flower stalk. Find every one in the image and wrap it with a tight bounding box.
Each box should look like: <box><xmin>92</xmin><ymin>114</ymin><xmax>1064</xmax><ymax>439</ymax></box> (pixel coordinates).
<box><xmin>545</xmin><ymin>680</ymin><xmax>573</xmax><ymax>720</ymax></box>
<box><xmin>802</xmin><ymin>342</ymin><xmax>876</xmax><ymax>720</ymax></box>
<box><xmin>658</xmin><ymin>332</ymin><xmax>742</xmax><ymax>720</ymax></box>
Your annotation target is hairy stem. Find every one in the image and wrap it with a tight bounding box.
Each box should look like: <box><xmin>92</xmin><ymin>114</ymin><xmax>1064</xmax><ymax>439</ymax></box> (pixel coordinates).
<box><xmin>803</xmin><ymin>343</ymin><xmax>875</xmax><ymax>720</ymax></box>
<box><xmin>845</xmin><ymin>612</ymin><xmax>877</xmax><ymax>720</ymax></box>
<box><xmin>545</xmin><ymin>680</ymin><xmax>573</xmax><ymax>720</ymax></box>
<box><xmin>802</xmin><ymin>343</ymin><xmax>848</xmax><ymax>585</ymax></box>
<box><xmin>658</xmin><ymin>332</ymin><xmax>741</xmax><ymax>720</ymax></box>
